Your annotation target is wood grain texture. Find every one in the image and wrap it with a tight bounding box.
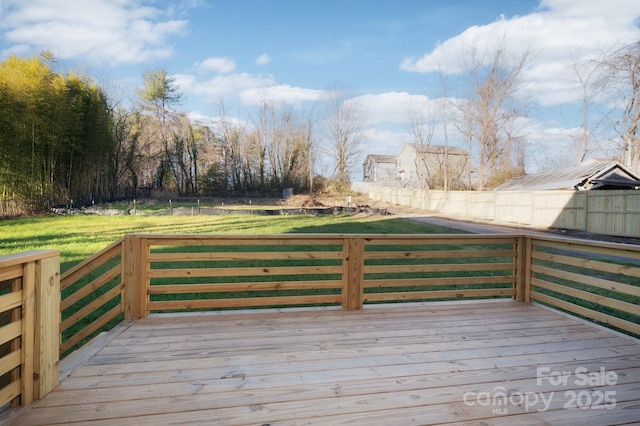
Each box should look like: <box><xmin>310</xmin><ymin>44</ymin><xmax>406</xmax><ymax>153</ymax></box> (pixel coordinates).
<box><xmin>14</xmin><ymin>301</ymin><xmax>640</xmax><ymax>425</ymax></box>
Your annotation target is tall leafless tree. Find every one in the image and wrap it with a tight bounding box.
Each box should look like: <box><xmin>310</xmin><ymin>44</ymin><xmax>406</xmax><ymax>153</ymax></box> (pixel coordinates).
<box><xmin>407</xmin><ymin>97</ymin><xmax>435</xmax><ymax>189</ymax></box>
<box><xmin>324</xmin><ymin>90</ymin><xmax>366</xmax><ymax>192</ymax></box>
<box><xmin>568</xmin><ymin>56</ymin><xmax>612</xmax><ymax>165</ymax></box>
<box><xmin>602</xmin><ymin>41</ymin><xmax>640</xmax><ymax>173</ymax></box>
<box><xmin>454</xmin><ymin>43</ymin><xmax>529</xmax><ymax>190</ymax></box>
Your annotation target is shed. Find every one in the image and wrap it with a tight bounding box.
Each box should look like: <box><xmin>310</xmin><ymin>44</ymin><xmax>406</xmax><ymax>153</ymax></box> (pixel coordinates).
<box><xmin>496</xmin><ymin>160</ymin><xmax>640</xmax><ymax>191</ymax></box>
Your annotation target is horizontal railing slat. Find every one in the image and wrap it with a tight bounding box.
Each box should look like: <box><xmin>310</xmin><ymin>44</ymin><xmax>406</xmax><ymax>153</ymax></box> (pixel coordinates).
<box><xmin>61</xmin><ymin>265</ymin><xmax>121</xmax><ymax>311</ymax></box>
<box><xmin>0</xmin><ymin>321</ymin><xmax>22</xmax><ymax>347</ymax></box>
<box><xmin>0</xmin><ymin>265</ymin><xmax>23</xmax><ymax>282</ymax></box>
<box><xmin>149</xmin><ymin>251</ymin><xmax>343</xmax><ymax>262</ymax></box>
<box><xmin>60</xmin><ymin>305</ymin><xmax>123</xmax><ymax>354</ymax></box>
<box><xmin>148</xmin><ymin>265</ymin><xmax>343</xmax><ymax>279</ymax></box>
<box><xmin>0</xmin><ymin>292</ymin><xmax>22</xmax><ymax>315</ymax></box>
<box><xmin>61</xmin><ymin>239</ymin><xmax>123</xmax><ymax>290</ymax></box>
<box><xmin>364</xmin><ymin>249</ymin><xmax>516</xmax><ymax>260</ymax></box>
<box><xmin>532</xmin><ymin>277</ymin><xmax>639</xmax><ymax>317</ymax></box>
<box><xmin>148</xmin><ymin>294</ymin><xmax>342</xmax><ymax>311</ymax></box>
<box><xmin>532</xmin><ymin>291</ymin><xmax>640</xmax><ymax>336</ymax></box>
<box><xmin>61</xmin><ymin>285</ymin><xmax>123</xmax><ymax>333</ymax></box>
<box><xmin>146</xmin><ymin>235</ymin><xmax>345</xmax><ymax>246</ymax></box>
<box><xmin>364</xmin><ymin>236</ymin><xmax>519</xmax><ymax>245</ymax></box>
<box><xmin>532</xmin><ymin>250</ymin><xmax>640</xmax><ymax>279</ymax></box>
<box><xmin>364</xmin><ymin>262</ymin><xmax>515</xmax><ymax>274</ymax></box>
<box><xmin>0</xmin><ymin>379</ymin><xmax>20</xmax><ymax>408</ymax></box>
<box><xmin>364</xmin><ymin>288</ymin><xmax>514</xmax><ymax>302</ymax></box>
<box><xmin>531</xmin><ymin>237</ymin><xmax>640</xmax><ymax>260</ymax></box>
<box><xmin>532</xmin><ymin>264</ymin><xmax>640</xmax><ymax>298</ymax></box>
<box><xmin>0</xmin><ymin>349</ymin><xmax>21</xmax><ymax>377</ymax></box>
<box><xmin>148</xmin><ymin>280</ymin><xmax>343</xmax><ymax>294</ymax></box>
<box><xmin>364</xmin><ymin>275</ymin><xmax>515</xmax><ymax>288</ymax></box>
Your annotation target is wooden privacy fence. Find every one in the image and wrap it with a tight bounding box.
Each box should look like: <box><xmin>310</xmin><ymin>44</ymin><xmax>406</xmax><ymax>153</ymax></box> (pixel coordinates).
<box><xmin>0</xmin><ymin>250</ymin><xmax>59</xmax><ymax>409</ymax></box>
<box><xmin>367</xmin><ymin>187</ymin><xmax>640</xmax><ymax>238</ymax></box>
<box><xmin>1</xmin><ymin>233</ymin><xmax>639</xmax><ymax>410</ymax></box>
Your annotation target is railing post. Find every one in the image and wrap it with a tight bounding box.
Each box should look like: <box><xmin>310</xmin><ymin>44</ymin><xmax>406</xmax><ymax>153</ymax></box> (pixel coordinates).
<box><xmin>515</xmin><ymin>236</ymin><xmax>532</xmax><ymax>303</ymax></box>
<box><xmin>343</xmin><ymin>237</ymin><xmax>364</xmax><ymax>310</ymax></box>
<box><xmin>122</xmin><ymin>235</ymin><xmax>148</xmax><ymax>319</ymax></box>
<box><xmin>32</xmin><ymin>254</ymin><xmax>60</xmax><ymax>401</ymax></box>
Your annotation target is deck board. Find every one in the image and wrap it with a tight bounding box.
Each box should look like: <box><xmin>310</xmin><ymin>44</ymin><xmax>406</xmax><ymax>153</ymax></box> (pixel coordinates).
<box><xmin>14</xmin><ymin>301</ymin><xmax>640</xmax><ymax>425</ymax></box>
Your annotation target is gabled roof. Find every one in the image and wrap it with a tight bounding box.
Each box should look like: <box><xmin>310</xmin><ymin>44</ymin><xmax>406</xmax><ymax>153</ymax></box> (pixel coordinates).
<box><xmin>364</xmin><ymin>154</ymin><xmax>396</xmax><ymax>164</ymax></box>
<box><xmin>405</xmin><ymin>143</ymin><xmax>469</xmax><ymax>156</ymax></box>
<box><xmin>497</xmin><ymin>160</ymin><xmax>640</xmax><ymax>191</ymax></box>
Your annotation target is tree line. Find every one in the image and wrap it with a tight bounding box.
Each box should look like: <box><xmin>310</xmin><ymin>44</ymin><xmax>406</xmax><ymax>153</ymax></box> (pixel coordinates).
<box><xmin>1</xmin><ymin>40</ymin><xmax>639</xmax><ymax>213</ymax></box>
<box><xmin>0</xmin><ymin>55</ymin><xmax>364</xmax><ymax>212</ymax></box>
<box><xmin>0</xmin><ymin>55</ymin><xmax>113</xmax><ymax>210</ymax></box>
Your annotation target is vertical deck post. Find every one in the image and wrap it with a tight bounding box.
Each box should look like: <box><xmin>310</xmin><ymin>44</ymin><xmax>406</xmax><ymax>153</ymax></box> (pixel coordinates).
<box><xmin>343</xmin><ymin>237</ymin><xmax>364</xmax><ymax>310</ymax></box>
<box><xmin>523</xmin><ymin>237</ymin><xmax>533</xmax><ymax>303</ymax></box>
<box><xmin>122</xmin><ymin>235</ymin><xmax>148</xmax><ymax>319</ymax></box>
<box><xmin>515</xmin><ymin>236</ymin><xmax>532</xmax><ymax>303</ymax></box>
<box><xmin>32</xmin><ymin>254</ymin><xmax>60</xmax><ymax>401</ymax></box>
<box><xmin>20</xmin><ymin>262</ymin><xmax>36</xmax><ymax>406</ymax></box>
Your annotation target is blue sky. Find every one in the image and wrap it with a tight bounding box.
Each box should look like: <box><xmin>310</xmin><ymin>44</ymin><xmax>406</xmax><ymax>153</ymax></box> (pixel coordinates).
<box><xmin>1</xmin><ymin>0</ymin><xmax>640</xmax><ymax>176</ymax></box>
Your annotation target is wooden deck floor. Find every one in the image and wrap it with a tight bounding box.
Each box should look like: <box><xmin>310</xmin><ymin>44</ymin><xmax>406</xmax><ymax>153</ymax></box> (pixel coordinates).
<box><xmin>13</xmin><ymin>301</ymin><xmax>640</xmax><ymax>425</ymax></box>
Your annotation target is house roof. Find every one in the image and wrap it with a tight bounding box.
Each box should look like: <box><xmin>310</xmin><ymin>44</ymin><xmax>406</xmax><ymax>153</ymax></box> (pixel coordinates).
<box><xmin>496</xmin><ymin>160</ymin><xmax>640</xmax><ymax>191</ymax></box>
<box><xmin>406</xmin><ymin>143</ymin><xmax>469</xmax><ymax>156</ymax></box>
<box><xmin>365</xmin><ymin>154</ymin><xmax>396</xmax><ymax>164</ymax></box>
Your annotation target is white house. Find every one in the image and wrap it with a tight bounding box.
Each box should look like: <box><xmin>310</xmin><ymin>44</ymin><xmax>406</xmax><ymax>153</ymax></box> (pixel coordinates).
<box><xmin>396</xmin><ymin>143</ymin><xmax>471</xmax><ymax>189</ymax></box>
<box><xmin>362</xmin><ymin>154</ymin><xmax>397</xmax><ymax>183</ymax></box>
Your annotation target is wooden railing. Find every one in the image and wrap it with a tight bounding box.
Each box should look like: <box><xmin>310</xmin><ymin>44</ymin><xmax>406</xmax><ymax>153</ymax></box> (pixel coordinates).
<box><xmin>1</xmin><ymin>232</ymin><xmax>639</xmax><ymax>413</ymax></box>
<box><xmin>0</xmin><ymin>250</ymin><xmax>59</xmax><ymax>409</ymax></box>
<box><xmin>528</xmin><ymin>235</ymin><xmax>640</xmax><ymax>336</ymax></box>
<box><xmin>60</xmin><ymin>237</ymin><xmax>124</xmax><ymax>354</ymax></box>
<box><xmin>361</xmin><ymin>235</ymin><xmax>522</xmax><ymax>305</ymax></box>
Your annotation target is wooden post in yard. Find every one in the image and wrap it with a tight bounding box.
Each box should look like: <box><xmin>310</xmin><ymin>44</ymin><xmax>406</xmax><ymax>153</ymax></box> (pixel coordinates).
<box><xmin>343</xmin><ymin>237</ymin><xmax>365</xmax><ymax>310</ymax></box>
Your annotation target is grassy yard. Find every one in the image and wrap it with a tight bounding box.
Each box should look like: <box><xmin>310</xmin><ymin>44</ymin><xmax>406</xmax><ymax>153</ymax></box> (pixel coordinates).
<box><xmin>0</xmin><ymin>213</ymin><xmax>466</xmax><ymax>272</ymax></box>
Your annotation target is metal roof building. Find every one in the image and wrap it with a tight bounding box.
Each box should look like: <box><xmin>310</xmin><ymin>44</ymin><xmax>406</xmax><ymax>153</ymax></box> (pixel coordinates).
<box><xmin>496</xmin><ymin>160</ymin><xmax>640</xmax><ymax>191</ymax></box>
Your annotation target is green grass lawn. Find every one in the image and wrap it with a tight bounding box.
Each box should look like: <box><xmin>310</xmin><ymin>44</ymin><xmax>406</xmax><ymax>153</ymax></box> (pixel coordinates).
<box><xmin>0</xmin><ymin>213</ymin><xmax>465</xmax><ymax>272</ymax></box>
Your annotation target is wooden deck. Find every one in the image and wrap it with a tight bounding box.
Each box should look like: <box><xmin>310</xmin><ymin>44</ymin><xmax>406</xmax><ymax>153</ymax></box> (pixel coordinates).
<box><xmin>13</xmin><ymin>301</ymin><xmax>640</xmax><ymax>425</ymax></box>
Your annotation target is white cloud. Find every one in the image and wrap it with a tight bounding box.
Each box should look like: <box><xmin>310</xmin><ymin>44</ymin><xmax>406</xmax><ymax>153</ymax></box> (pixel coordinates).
<box><xmin>240</xmin><ymin>85</ymin><xmax>328</xmax><ymax>106</ymax></box>
<box><xmin>196</xmin><ymin>57</ymin><xmax>236</xmax><ymax>74</ymax></box>
<box><xmin>354</xmin><ymin>92</ymin><xmax>440</xmax><ymax>125</ymax></box>
<box><xmin>175</xmin><ymin>72</ymin><xmax>276</xmax><ymax>101</ymax></box>
<box><xmin>256</xmin><ymin>54</ymin><xmax>270</xmax><ymax>65</ymax></box>
<box><xmin>0</xmin><ymin>0</ymin><xmax>187</xmax><ymax>64</ymax></box>
<box><xmin>400</xmin><ymin>0</ymin><xmax>640</xmax><ymax>106</ymax></box>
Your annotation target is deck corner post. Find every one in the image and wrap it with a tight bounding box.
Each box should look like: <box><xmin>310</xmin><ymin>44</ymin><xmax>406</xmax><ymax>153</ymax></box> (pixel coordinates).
<box><xmin>515</xmin><ymin>236</ymin><xmax>533</xmax><ymax>303</ymax></box>
<box><xmin>32</xmin><ymin>253</ymin><xmax>60</xmax><ymax>402</ymax></box>
<box><xmin>122</xmin><ymin>235</ymin><xmax>148</xmax><ymax>320</ymax></box>
<box><xmin>343</xmin><ymin>237</ymin><xmax>365</xmax><ymax>310</ymax></box>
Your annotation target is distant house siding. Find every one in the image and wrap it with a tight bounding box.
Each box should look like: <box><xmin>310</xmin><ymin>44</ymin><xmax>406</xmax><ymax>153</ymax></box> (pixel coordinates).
<box><xmin>397</xmin><ymin>144</ymin><xmax>471</xmax><ymax>189</ymax></box>
<box><xmin>363</xmin><ymin>155</ymin><xmax>397</xmax><ymax>182</ymax></box>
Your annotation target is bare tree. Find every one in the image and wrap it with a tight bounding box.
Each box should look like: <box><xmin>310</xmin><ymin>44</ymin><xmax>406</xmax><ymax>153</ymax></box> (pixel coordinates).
<box><xmin>324</xmin><ymin>90</ymin><xmax>366</xmax><ymax>192</ymax></box>
<box><xmin>454</xmin><ymin>42</ymin><xmax>529</xmax><ymax>190</ymax></box>
<box><xmin>407</xmin><ymin>97</ymin><xmax>435</xmax><ymax>189</ymax></box>
<box><xmin>602</xmin><ymin>41</ymin><xmax>640</xmax><ymax>173</ymax></box>
<box><xmin>568</xmin><ymin>56</ymin><xmax>612</xmax><ymax>164</ymax></box>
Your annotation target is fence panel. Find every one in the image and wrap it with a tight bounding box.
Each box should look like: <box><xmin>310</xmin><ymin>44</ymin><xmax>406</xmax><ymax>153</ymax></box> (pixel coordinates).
<box><xmin>361</xmin><ymin>235</ymin><xmax>519</xmax><ymax>304</ymax></box>
<box><xmin>367</xmin><ymin>186</ymin><xmax>640</xmax><ymax>237</ymax></box>
<box><xmin>529</xmin><ymin>236</ymin><xmax>640</xmax><ymax>337</ymax></box>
